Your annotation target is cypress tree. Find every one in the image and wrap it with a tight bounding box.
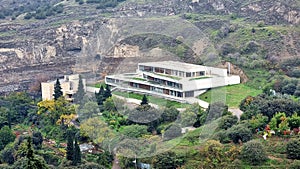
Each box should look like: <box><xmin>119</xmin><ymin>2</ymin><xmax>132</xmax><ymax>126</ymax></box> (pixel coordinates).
<box><xmin>66</xmin><ymin>129</ymin><xmax>74</xmax><ymax>161</ymax></box>
<box><xmin>141</xmin><ymin>94</ymin><xmax>148</xmax><ymax>105</ymax></box>
<box><xmin>53</xmin><ymin>79</ymin><xmax>63</xmax><ymax>100</ymax></box>
<box><xmin>95</xmin><ymin>86</ymin><xmax>105</xmax><ymax>106</ymax></box>
<box><xmin>73</xmin><ymin>137</ymin><xmax>81</xmax><ymax>165</ymax></box>
<box><xmin>104</xmin><ymin>85</ymin><xmax>112</xmax><ymax>100</ymax></box>
<box><xmin>73</xmin><ymin>75</ymin><xmax>85</xmax><ymax>105</ymax></box>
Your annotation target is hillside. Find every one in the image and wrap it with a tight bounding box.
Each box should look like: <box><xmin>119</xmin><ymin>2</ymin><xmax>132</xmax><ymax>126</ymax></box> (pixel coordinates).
<box><xmin>0</xmin><ymin>0</ymin><xmax>299</xmax><ymax>91</ymax></box>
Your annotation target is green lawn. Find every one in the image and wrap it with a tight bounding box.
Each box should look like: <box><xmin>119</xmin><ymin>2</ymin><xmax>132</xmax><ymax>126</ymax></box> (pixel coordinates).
<box><xmin>198</xmin><ymin>84</ymin><xmax>262</xmax><ymax>108</ymax></box>
<box><xmin>112</xmin><ymin>91</ymin><xmax>189</xmax><ymax>108</ymax></box>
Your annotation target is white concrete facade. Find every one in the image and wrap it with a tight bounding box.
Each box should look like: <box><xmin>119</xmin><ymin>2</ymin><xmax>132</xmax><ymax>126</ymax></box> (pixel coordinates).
<box><xmin>105</xmin><ymin>61</ymin><xmax>240</xmax><ymax>102</ymax></box>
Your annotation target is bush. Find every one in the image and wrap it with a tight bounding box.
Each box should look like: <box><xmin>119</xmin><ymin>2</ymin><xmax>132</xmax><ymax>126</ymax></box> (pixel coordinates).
<box><xmin>163</xmin><ymin>124</ymin><xmax>182</xmax><ymax>141</ymax></box>
<box><xmin>218</xmin><ymin>115</ymin><xmax>238</xmax><ymax>130</ymax></box>
<box><xmin>240</xmin><ymin>140</ymin><xmax>268</xmax><ymax>165</ymax></box>
<box><xmin>290</xmin><ymin>160</ymin><xmax>300</xmax><ymax>169</ymax></box>
<box><xmin>227</xmin><ymin>124</ymin><xmax>252</xmax><ymax>144</ymax></box>
<box><xmin>286</xmin><ymin>138</ymin><xmax>300</xmax><ymax>159</ymax></box>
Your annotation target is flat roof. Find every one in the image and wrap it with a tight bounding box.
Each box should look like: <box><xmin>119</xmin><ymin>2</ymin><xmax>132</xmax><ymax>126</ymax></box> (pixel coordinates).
<box><xmin>138</xmin><ymin>61</ymin><xmax>212</xmax><ymax>72</ymax></box>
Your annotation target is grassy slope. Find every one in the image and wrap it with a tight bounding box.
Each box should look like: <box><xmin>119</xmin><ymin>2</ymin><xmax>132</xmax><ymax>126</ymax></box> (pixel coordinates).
<box><xmin>198</xmin><ymin>84</ymin><xmax>262</xmax><ymax>108</ymax></box>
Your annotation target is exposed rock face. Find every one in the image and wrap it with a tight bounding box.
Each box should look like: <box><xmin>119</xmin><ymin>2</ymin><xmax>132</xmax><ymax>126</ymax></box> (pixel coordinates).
<box><xmin>0</xmin><ymin>0</ymin><xmax>299</xmax><ymax>90</ymax></box>
<box><xmin>113</xmin><ymin>44</ymin><xmax>140</xmax><ymax>58</ymax></box>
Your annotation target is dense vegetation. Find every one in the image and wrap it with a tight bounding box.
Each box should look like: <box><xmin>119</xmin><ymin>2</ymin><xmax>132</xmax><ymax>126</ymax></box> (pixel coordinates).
<box><xmin>0</xmin><ymin>0</ymin><xmax>63</xmax><ymax>20</ymax></box>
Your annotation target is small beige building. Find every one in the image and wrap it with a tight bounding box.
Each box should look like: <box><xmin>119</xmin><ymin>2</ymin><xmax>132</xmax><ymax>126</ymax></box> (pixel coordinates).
<box><xmin>41</xmin><ymin>74</ymin><xmax>86</xmax><ymax>101</ymax></box>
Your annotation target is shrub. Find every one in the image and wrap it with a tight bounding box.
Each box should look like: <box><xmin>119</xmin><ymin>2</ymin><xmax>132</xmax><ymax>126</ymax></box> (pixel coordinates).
<box><xmin>163</xmin><ymin>124</ymin><xmax>182</xmax><ymax>141</ymax></box>
<box><xmin>227</xmin><ymin>124</ymin><xmax>252</xmax><ymax>144</ymax></box>
<box><xmin>286</xmin><ymin>138</ymin><xmax>300</xmax><ymax>159</ymax></box>
<box><xmin>240</xmin><ymin>140</ymin><xmax>268</xmax><ymax>165</ymax></box>
<box><xmin>218</xmin><ymin>115</ymin><xmax>238</xmax><ymax>130</ymax></box>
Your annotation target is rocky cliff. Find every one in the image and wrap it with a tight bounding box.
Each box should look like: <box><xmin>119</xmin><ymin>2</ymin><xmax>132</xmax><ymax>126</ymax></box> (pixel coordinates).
<box><xmin>0</xmin><ymin>0</ymin><xmax>299</xmax><ymax>91</ymax></box>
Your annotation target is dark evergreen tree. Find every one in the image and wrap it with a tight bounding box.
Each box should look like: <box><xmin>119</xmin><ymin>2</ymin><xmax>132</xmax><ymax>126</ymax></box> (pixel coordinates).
<box><xmin>73</xmin><ymin>137</ymin><xmax>81</xmax><ymax>165</ymax></box>
<box><xmin>32</xmin><ymin>131</ymin><xmax>43</xmax><ymax>149</ymax></box>
<box><xmin>95</xmin><ymin>85</ymin><xmax>105</xmax><ymax>106</ymax></box>
<box><xmin>66</xmin><ymin>129</ymin><xmax>74</xmax><ymax>161</ymax></box>
<box><xmin>53</xmin><ymin>79</ymin><xmax>63</xmax><ymax>100</ymax></box>
<box><xmin>104</xmin><ymin>85</ymin><xmax>112</xmax><ymax>100</ymax></box>
<box><xmin>73</xmin><ymin>75</ymin><xmax>85</xmax><ymax>105</ymax></box>
<box><xmin>140</xmin><ymin>94</ymin><xmax>149</xmax><ymax>105</ymax></box>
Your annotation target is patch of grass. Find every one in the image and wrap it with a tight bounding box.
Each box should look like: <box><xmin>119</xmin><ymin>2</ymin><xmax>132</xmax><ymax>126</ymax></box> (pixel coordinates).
<box><xmin>189</xmin><ymin>76</ymin><xmax>211</xmax><ymax>81</ymax></box>
<box><xmin>112</xmin><ymin>91</ymin><xmax>189</xmax><ymax>108</ymax></box>
<box><xmin>198</xmin><ymin>84</ymin><xmax>262</xmax><ymax>108</ymax></box>
<box><xmin>87</xmin><ymin>82</ymin><xmax>106</xmax><ymax>88</ymax></box>
<box><xmin>132</xmin><ymin>77</ymin><xmax>147</xmax><ymax>81</ymax></box>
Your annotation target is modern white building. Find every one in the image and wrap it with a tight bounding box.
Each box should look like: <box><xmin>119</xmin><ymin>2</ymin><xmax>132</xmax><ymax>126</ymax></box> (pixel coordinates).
<box><xmin>41</xmin><ymin>74</ymin><xmax>86</xmax><ymax>101</ymax></box>
<box><xmin>105</xmin><ymin>61</ymin><xmax>240</xmax><ymax>102</ymax></box>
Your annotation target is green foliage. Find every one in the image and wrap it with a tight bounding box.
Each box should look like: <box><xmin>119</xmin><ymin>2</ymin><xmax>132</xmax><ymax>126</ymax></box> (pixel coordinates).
<box><xmin>1</xmin><ymin>143</ymin><xmax>15</xmax><ymax>164</ymax></box>
<box><xmin>96</xmin><ymin>151</ymin><xmax>113</xmax><ymax>168</ymax></box>
<box><xmin>240</xmin><ymin>94</ymin><xmax>300</xmax><ymax>120</ymax></box>
<box><xmin>140</xmin><ymin>94</ymin><xmax>148</xmax><ymax>105</ymax></box>
<box><xmin>205</xmin><ymin>102</ymin><xmax>229</xmax><ymax>122</ymax></box>
<box><xmin>152</xmin><ymin>151</ymin><xmax>185</xmax><ymax>169</ymax></box>
<box><xmin>79</xmin><ymin>101</ymin><xmax>100</xmax><ymax>121</ymax></box>
<box><xmin>0</xmin><ymin>126</ymin><xmax>16</xmax><ymax>150</ymax></box>
<box><xmin>161</xmin><ymin>107</ymin><xmax>179</xmax><ymax>122</ymax></box>
<box><xmin>227</xmin><ymin>124</ymin><xmax>252</xmax><ymax>144</ymax></box>
<box><xmin>66</xmin><ymin>129</ymin><xmax>74</xmax><ymax>161</ymax></box>
<box><xmin>180</xmin><ymin>111</ymin><xmax>197</xmax><ymax>127</ymax></box>
<box><xmin>288</xmin><ymin>113</ymin><xmax>300</xmax><ymax>129</ymax></box>
<box><xmin>240</xmin><ymin>140</ymin><xmax>268</xmax><ymax>165</ymax></box>
<box><xmin>286</xmin><ymin>138</ymin><xmax>300</xmax><ymax>160</ymax></box>
<box><xmin>73</xmin><ymin>138</ymin><xmax>81</xmax><ymax>165</ymax></box>
<box><xmin>218</xmin><ymin>115</ymin><xmax>238</xmax><ymax>130</ymax></box>
<box><xmin>73</xmin><ymin>75</ymin><xmax>85</xmax><ymax>105</ymax></box>
<box><xmin>13</xmin><ymin>138</ymin><xmax>49</xmax><ymax>169</ymax></box>
<box><xmin>53</xmin><ymin>79</ymin><xmax>63</xmax><ymax>100</ymax></box>
<box><xmin>32</xmin><ymin>131</ymin><xmax>43</xmax><ymax>149</ymax></box>
<box><xmin>248</xmin><ymin>114</ymin><xmax>268</xmax><ymax>132</ymax></box>
<box><xmin>201</xmin><ymin>140</ymin><xmax>227</xmax><ymax>168</ymax></box>
<box><xmin>104</xmin><ymin>85</ymin><xmax>112</xmax><ymax>100</ymax></box>
<box><xmin>120</xmin><ymin>124</ymin><xmax>149</xmax><ymax>138</ymax></box>
<box><xmin>163</xmin><ymin>123</ymin><xmax>182</xmax><ymax>141</ymax></box>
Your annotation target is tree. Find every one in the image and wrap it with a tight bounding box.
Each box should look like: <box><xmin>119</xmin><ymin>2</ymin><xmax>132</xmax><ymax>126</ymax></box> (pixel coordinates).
<box><xmin>227</xmin><ymin>124</ymin><xmax>252</xmax><ymax>144</ymax></box>
<box><xmin>73</xmin><ymin>75</ymin><xmax>85</xmax><ymax>105</ymax></box>
<box><xmin>73</xmin><ymin>137</ymin><xmax>81</xmax><ymax>165</ymax></box>
<box><xmin>79</xmin><ymin>101</ymin><xmax>100</xmax><ymax>121</ymax></box>
<box><xmin>32</xmin><ymin>131</ymin><xmax>43</xmax><ymax>149</ymax></box>
<box><xmin>206</xmin><ymin>102</ymin><xmax>229</xmax><ymax>122</ymax></box>
<box><xmin>163</xmin><ymin>124</ymin><xmax>182</xmax><ymax>141</ymax></box>
<box><xmin>201</xmin><ymin>140</ymin><xmax>226</xmax><ymax>168</ymax></box>
<box><xmin>95</xmin><ymin>85</ymin><xmax>105</xmax><ymax>106</ymax></box>
<box><xmin>66</xmin><ymin>129</ymin><xmax>74</xmax><ymax>161</ymax></box>
<box><xmin>13</xmin><ymin>138</ymin><xmax>49</xmax><ymax>169</ymax></box>
<box><xmin>0</xmin><ymin>126</ymin><xmax>16</xmax><ymax>150</ymax></box>
<box><xmin>152</xmin><ymin>151</ymin><xmax>184</xmax><ymax>169</ymax></box>
<box><xmin>80</xmin><ymin>117</ymin><xmax>115</xmax><ymax>144</ymax></box>
<box><xmin>218</xmin><ymin>115</ymin><xmax>238</xmax><ymax>130</ymax></box>
<box><xmin>288</xmin><ymin>113</ymin><xmax>300</xmax><ymax>129</ymax></box>
<box><xmin>240</xmin><ymin>140</ymin><xmax>268</xmax><ymax>165</ymax></box>
<box><xmin>140</xmin><ymin>94</ymin><xmax>148</xmax><ymax>105</ymax></box>
<box><xmin>287</xmin><ymin>138</ymin><xmax>300</xmax><ymax>160</ymax></box>
<box><xmin>160</xmin><ymin>107</ymin><xmax>179</xmax><ymax>122</ymax></box>
<box><xmin>120</xmin><ymin>124</ymin><xmax>149</xmax><ymax>138</ymax></box>
<box><xmin>282</xmin><ymin>83</ymin><xmax>297</xmax><ymax>95</ymax></box>
<box><xmin>53</xmin><ymin>79</ymin><xmax>63</xmax><ymax>100</ymax></box>
<box><xmin>104</xmin><ymin>85</ymin><xmax>112</xmax><ymax>100</ymax></box>
<box><xmin>1</xmin><ymin>143</ymin><xmax>15</xmax><ymax>164</ymax></box>
<box><xmin>180</xmin><ymin>111</ymin><xmax>197</xmax><ymax>127</ymax></box>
